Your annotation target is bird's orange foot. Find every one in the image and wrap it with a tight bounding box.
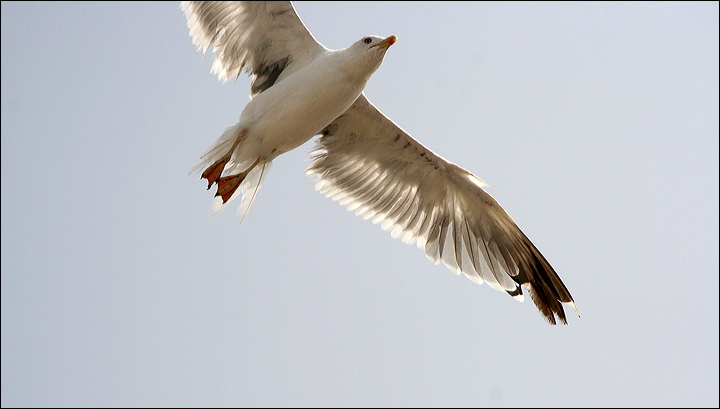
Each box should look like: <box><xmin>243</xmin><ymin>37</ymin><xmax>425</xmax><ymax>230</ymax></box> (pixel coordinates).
<box><xmin>215</xmin><ymin>174</ymin><xmax>245</xmax><ymax>203</ymax></box>
<box><xmin>201</xmin><ymin>158</ymin><xmax>229</xmax><ymax>189</ymax></box>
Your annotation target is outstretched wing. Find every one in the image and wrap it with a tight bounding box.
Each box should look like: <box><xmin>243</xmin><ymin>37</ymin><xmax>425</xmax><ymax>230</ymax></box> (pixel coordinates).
<box><xmin>307</xmin><ymin>94</ymin><xmax>577</xmax><ymax>324</ymax></box>
<box><xmin>181</xmin><ymin>1</ymin><xmax>326</xmax><ymax>97</ymax></box>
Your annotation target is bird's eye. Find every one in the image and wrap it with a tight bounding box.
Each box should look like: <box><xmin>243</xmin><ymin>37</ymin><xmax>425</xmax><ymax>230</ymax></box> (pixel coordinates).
<box><xmin>363</xmin><ymin>37</ymin><xmax>372</xmax><ymax>44</ymax></box>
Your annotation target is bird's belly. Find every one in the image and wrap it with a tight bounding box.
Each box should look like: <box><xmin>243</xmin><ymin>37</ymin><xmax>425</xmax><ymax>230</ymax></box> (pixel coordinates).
<box><xmin>240</xmin><ymin>68</ymin><xmax>362</xmax><ymax>159</ymax></box>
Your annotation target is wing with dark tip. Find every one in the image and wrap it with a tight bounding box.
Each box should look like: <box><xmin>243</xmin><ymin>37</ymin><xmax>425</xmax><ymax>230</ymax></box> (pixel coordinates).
<box><xmin>181</xmin><ymin>1</ymin><xmax>326</xmax><ymax>97</ymax></box>
<box><xmin>307</xmin><ymin>94</ymin><xmax>578</xmax><ymax>324</ymax></box>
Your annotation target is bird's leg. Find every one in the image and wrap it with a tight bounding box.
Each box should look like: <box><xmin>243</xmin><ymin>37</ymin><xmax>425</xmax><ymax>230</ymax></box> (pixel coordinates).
<box><xmin>200</xmin><ymin>135</ymin><xmax>244</xmax><ymax>189</ymax></box>
<box><xmin>214</xmin><ymin>158</ymin><xmax>261</xmax><ymax>203</ymax></box>
<box><xmin>201</xmin><ymin>158</ymin><xmax>229</xmax><ymax>189</ymax></box>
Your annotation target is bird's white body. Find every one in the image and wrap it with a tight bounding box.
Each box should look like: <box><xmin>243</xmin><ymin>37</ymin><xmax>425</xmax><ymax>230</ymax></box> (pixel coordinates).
<box><xmin>235</xmin><ymin>49</ymin><xmax>376</xmax><ymax>165</ymax></box>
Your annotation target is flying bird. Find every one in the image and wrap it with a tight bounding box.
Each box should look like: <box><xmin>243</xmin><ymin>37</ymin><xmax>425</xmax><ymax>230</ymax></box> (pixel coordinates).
<box><xmin>181</xmin><ymin>1</ymin><xmax>578</xmax><ymax>324</ymax></box>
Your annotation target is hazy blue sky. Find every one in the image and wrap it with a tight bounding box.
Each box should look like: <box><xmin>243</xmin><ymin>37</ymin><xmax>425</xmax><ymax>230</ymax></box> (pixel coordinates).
<box><xmin>2</xmin><ymin>1</ymin><xmax>718</xmax><ymax>407</ymax></box>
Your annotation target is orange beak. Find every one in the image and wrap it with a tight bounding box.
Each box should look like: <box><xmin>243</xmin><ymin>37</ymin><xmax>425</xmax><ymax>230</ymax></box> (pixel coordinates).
<box><xmin>371</xmin><ymin>35</ymin><xmax>397</xmax><ymax>49</ymax></box>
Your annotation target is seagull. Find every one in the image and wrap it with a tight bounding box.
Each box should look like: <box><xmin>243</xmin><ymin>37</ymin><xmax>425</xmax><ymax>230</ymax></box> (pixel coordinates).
<box><xmin>181</xmin><ymin>1</ymin><xmax>578</xmax><ymax>324</ymax></box>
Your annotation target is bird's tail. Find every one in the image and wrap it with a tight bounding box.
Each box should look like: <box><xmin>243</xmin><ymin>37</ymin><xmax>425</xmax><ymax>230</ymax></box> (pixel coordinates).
<box><xmin>212</xmin><ymin>160</ymin><xmax>271</xmax><ymax>224</ymax></box>
<box><xmin>191</xmin><ymin>123</ymin><xmax>272</xmax><ymax>223</ymax></box>
<box><xmin>191</xmin><ymin>123</ymin><xmax>246</xmax><ymax>176</ymax></box>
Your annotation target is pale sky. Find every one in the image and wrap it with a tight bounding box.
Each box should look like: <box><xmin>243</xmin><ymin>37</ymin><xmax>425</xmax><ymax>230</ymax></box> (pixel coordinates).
<box><xmin>2</xmin><ymin>2</ymin><xmax>718</xmax><ymax>407</ymax></box>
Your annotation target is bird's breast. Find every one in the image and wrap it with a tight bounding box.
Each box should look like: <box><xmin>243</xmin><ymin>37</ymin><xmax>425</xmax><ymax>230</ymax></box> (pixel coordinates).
<box><xmin>240</xmin><ymin>58</ymin><xmax>366</xmax><ymax>158</ymax></box>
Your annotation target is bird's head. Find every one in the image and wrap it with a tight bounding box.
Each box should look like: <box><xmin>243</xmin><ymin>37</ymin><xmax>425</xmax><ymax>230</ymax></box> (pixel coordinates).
<box><xmin>340</xmin><ymin>35</ymin><xmax>397</xmax><ymax>78</ymax></box>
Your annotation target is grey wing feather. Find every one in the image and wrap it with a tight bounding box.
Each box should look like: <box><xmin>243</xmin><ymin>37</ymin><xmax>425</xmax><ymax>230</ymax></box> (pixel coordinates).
<box><xmin>181</xmin><ymin>1</ymin><xmax>326</xmax><ymax>96</ymax></box>
<box><xmin>307</xmin><ymin>94</ymin><xmax>577</xmax><ymax>324</ymax></box>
